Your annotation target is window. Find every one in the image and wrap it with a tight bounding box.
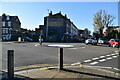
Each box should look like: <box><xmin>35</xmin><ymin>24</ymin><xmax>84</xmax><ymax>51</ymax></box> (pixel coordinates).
<box><xmin>8</xmin><ymin>21</ymin><xmax>11</xmax><ymax>27</ymax></box>
<box><xmin>6</xmin><ymin>16</ymin><xmax>10</xmax><ymax>20</ymax></box>
<box><xmin>5</xmin><ymin>28</ymin><xmax>8</xmax><ymax>34</ymax></box>
<box><xmin>2</xmin><ymin>28</ymin><xmax>8</xmax><ymax>34</ymax></box>
<box><xmin>2</xmin><ymin>29</ymin><xmax>5</xmax><ymax>34</ymax></box>
<box><xmin>2</xmin><ymin>22</ymin><xmax>5</xmax><ymax>27</ymax></box>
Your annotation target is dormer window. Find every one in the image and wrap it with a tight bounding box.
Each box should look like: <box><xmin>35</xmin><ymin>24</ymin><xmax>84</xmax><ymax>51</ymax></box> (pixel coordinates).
<box><xmin>6</xmin><ymin>16</ymin><xmax>10</xmax><ymax>20</ymax></box>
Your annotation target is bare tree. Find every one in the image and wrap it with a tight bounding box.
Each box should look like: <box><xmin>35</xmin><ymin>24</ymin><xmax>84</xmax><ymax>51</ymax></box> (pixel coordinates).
<box><xmin>93</xmin><ymin>10</ymin><xmax>115</xmax><ymax>37</ymax></box>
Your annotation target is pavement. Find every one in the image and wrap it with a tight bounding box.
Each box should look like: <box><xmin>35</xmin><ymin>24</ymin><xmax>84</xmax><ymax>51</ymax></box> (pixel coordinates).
<box><xmin>1</xmin><ymin>64</ymin><xmax>120</xmax><ymax>80</ymax></box>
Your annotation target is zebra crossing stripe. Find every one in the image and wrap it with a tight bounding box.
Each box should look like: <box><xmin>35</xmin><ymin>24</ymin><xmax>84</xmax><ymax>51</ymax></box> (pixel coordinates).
<box><xmin>92</xmin><ymin>57</ymin><xmax>99</xmax><ymax>60</ymax></box>
<box><xmin>111</xmin><ymin>54</ymin><xmax>116</xmax><ymax>56</ymax></box>
<box><xmin>84</xmin><ymin>60</ymin><xmax>92</xmax><ymax>62</ymax></box>
<box><xmin>99</xmin><ymin>59</ymin><xmax>106</xmax><ymax>62</ymax></box>
<box><xmin>116</xmin><ymin>53</ymin><xmax>119</xmax><ymax>54</ymax></box>
<box><xmin>100</xmin><ymin>56</ymin><xmax>105</xmax><ymax>58</ymax></box>
<box><xmin>106</xmin><ymin>55</ymin><xmax>111</xmax><ymax>57</ymax></box>
<box><xmin>106</xmin><ymin>57</ymin><xmax>112</xmax><ymax>60</ymax></box>
<box><xmin>112</xmin><ymin>56</ymin><xmax>118</xmax><ymax>58</ymax></box>
<box><xmin>90</xmin><ymin>62</ymin><xmax>98</xmax><ymax>65</ymax></box>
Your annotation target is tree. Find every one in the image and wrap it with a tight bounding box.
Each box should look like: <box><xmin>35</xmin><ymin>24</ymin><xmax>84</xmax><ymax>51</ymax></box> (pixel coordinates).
<box><xmin>108</xmin><ymin>29</ymin><xmax>120</xmax><ymax>39</ymax></box>
<box><xmin>93</xmin><ymin>10</ymin><xmax>115</xmax><ymax>38</ymax></box>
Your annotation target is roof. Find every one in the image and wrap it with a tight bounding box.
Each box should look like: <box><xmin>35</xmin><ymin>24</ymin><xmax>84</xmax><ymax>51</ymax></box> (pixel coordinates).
<box><xmin>1</xmin><ymin>14</ymin><xmax>21</xmax><ymax>24</ymax></box>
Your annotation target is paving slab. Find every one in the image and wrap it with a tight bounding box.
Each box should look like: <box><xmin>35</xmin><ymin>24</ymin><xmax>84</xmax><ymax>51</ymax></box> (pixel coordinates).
<box><xmin>16</xmin><ymin>66</ymin><xmax>119</xmax><ymax>80</ymax></box>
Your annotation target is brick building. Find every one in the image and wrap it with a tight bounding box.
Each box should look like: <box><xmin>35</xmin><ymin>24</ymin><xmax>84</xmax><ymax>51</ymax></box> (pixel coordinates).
<box><xmin>0</xmin><ymin>13</ymin><xmax>21</xmax><ymax>41</ymax></box>
<box><xmin>42</xmin><ymin>11</ymin><xmax>79</xmax><ymax>42</ymax></box>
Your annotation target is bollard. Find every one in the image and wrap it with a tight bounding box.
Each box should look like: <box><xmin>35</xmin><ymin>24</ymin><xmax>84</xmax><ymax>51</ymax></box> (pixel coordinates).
<box><xmin>118</xmin><ymin>43</ymin><xmax>120</xmax><ymax>50</ymax></box>
<box><xmin>8</xmin><ymin>50</ymin><xmax>14</xmax><ymax>80</ymax></box>
<box><xmin>118</xmin><ymin>50</ymin><xmax>120</xmax><ymax>74</ymax></box>
<box><xmin>58</xmin><ymin>48</ymin><xmax>63</xmax><ymax>70</ymax></box>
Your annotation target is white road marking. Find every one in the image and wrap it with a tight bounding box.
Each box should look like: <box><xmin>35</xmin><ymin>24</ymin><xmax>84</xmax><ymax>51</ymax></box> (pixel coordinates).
<box><xmin>112</xmin><ymin>56</ymin><xmax>118</xmax><ymax>58</ymax></box>
<box><xmin>111</xmin><ymin>54</ymin><xmax>116</xmax><ymax>56</ymax></box>
<box><xmin>116</xmin><ymin>53</ymin><xmax>119</xmax><ymax>54</ymax></box>
<box><xmin>35</xmin><ymin>44</ymin><xmax>40</xmax><ymax>46</ymax></box>
<box><xmin>90</xmin><ymin>61</ymin><xmax>98</xmax><ymax>65</ymax></box>
<box><xmin>68</xmin><ymin>48</ymin><xmax>78</xmax><ymax>49</ymax></box>
<box><xmin>48</xmin><ymin>44</ymin><xmax>73</xmax><ymax>48</ymax></box>
<box><xmin>106</xmin><ymin>57</ymin><xmax>112</xmax><ymax>60</ymax></box>
<box><xmin>106</xmin><ymin>55</ymin><xmax>111</xmax><ymax>57</ymax></box>
<box><xmin>84</xmin><ymin>65</ymin><xmax>112</xmax><ymax>69</ymax></box>
<box><xmin>99</xmin><ymin>59</ymin><xmax>106</xmax><ymax>62</ymax></box>
<box><xmin>100</xmin><ymin>56</ymin><xmax>105</xmax><ymax>58</ymax></box>
<box><xmin>71</xmin><ymin>62</ymin><xmax>81</xmax><ymax>65</ymax></box>
<box><xmin>92</xmin><ymin>57</ymin><xmax>99</xmax><ymax>60</ymax></box>
<box><xmin>82</xmin><ymin>47</ymin><xmax>85</xmax><ymax>48</ymax></box>
<box><xmin>84</xmin><ymin>60</ymin><xmax>92</xmax><ymax>63</ymax></box>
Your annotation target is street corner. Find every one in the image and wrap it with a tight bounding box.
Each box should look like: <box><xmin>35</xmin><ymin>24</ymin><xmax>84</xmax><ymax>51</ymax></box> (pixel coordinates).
<box><xmin>13</xmin><ymin>64</ymin><xmax>55</xmax><ymax>72</ymax></box>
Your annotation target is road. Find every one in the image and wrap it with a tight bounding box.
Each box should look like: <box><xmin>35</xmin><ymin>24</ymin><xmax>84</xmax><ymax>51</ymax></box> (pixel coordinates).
<box><xmin>1</xmin><ymin>42</ymin><xmax>120</xmax><ymax>72</ymax></box>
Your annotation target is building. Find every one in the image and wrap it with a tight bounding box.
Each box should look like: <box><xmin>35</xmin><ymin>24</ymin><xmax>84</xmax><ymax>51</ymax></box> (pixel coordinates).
<box><xmin>1</xmin><ymin>13</ymin><xmax>21</xmax><ymax>41</ymax></box>
<box><xmin>43</xmin><ymin>11</ymin><xmax>79</xmax><ymax>42</ymax></box>
<box><xmin>78</xmin><ymin>28</ymin><xmax>91</xmax><ymax>39</ymax></box>
<box><xmin>104</xmin><ymin>26</ymin><xmax>120</xmax><ymax>36</ymax></box>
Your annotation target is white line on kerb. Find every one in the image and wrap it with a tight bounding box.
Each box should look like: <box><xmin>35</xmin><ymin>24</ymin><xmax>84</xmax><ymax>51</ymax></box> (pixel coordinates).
<box><xmin>100</xmin><ymin>56</ymin><xmax>105</xmax><ymax>58</ymax></box>
<box><xmin>71</xmin><ymin>62</ymin><xmax>81</xmax><ymax>65</ymax></box>
<box><xmin>92</xmin><ymin>57</ymin><xmax>99</xmax><ymax>60</ymax></box>
<box><xmin>84</xmin><ymin>60</ymin><xmax>91</xmax><ymax>62</ymax></box>
<box><xmin>90</xmin><ymin>62</ymin><xmax>98</xmax><ymax>65</ymax></box>
<box><xmin>99</xmin><ymin>59</ymin><xmax>106</xmax><ymax>62</ymax></box>
<box><xmin>113</xmin><ymin>68</ymin><xmax>120</xmax><ymax>71</ymax></box>
<box><xmin>106</xmin><ymin>57</ymin><xmax>112</xmax><ymax>60</ymax></box>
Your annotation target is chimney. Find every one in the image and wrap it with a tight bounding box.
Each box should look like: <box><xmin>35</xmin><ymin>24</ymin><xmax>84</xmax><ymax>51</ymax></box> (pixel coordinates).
<box><xmin>65</xmin><ymin>14</ymin><xmax>67</xmax><ymax>18</ymax></box>
<box><xmin>59</xmin><ymin>11</ymin><xmax>61</xmax><ymax>14</ymax></box>
<box><xmin>49</xmin><ymin>11</ymin><xmax>52</xmax><ymax>16</ymax></box>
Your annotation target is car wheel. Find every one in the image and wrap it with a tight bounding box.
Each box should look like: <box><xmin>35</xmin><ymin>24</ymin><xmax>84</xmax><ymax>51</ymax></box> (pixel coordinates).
<box><xmin>109</xmin><ymin>44</ymin><xmax>111</xmax><ymax>47</ymax></box>
<box><xmin>112</xmin><ymin>45</ymin><xmax>115</xmax><ymax>48</ymax></box>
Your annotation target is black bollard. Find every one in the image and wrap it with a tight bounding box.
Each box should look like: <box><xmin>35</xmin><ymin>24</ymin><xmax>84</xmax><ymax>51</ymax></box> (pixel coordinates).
<box><xmin>58</xmin><ymin>48</ymin><xmax>63</xmax><ymax>70</ymax></box>
<box><xmin>8</xmin><ymin>50</ymin><xmax>14</xmax><ymax>80</ymax></box>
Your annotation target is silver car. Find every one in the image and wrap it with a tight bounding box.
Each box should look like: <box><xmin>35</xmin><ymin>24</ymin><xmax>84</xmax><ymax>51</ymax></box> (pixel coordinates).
<box><xmin>85</xmin><ymin>39</ymin><xmax>97</xmax><ymax>45</ymax></box>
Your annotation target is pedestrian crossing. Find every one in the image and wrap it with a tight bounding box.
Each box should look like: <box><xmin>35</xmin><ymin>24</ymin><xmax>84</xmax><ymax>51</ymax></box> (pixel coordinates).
<box><xmin>71</xmin><ymin>52</ymin><xmax>119</xmax><ymax>66</ymax></box>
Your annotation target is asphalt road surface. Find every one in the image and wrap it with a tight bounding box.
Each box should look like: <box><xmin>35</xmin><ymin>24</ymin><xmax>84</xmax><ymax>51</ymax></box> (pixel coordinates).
<box><xmin>1</xmin><ymin>42</ymin><xmax>120</xmax><ymax>72</ymax></box>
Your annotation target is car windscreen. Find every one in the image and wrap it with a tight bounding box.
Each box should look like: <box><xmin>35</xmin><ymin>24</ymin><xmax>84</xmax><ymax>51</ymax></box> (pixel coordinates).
<box><xmin>115</xmin><ymin>39</ymin><xmax>120</xmax><ymax>42</ymax></box>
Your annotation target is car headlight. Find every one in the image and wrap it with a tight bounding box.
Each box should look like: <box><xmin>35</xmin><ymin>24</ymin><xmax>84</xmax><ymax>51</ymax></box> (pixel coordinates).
<box><xmin>115</xmin><ymin>43</ymin><xmax>118</xmax><ymax>45</ymax></box>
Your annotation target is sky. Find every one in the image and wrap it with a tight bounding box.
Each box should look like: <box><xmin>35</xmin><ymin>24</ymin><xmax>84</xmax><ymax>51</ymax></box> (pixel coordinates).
<box><xmin>1</xmin><ymin>1</ymin><xmax>119</xmax><ymax>33</ymax></box>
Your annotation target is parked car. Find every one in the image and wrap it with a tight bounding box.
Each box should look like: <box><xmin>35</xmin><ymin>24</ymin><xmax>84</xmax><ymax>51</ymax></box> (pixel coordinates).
<box><xmin>85</xmin><ymin>38</ymin><xmax>97</xmax><ymax>45</ymax></box>
<box><xmin>98</xmin><ymin>38</ymin><xmax>104</xmax><ymax>44</ymax></box>
<box><xmin>98</xmin><ymin>38</ymin><xmax>109</xmax><ymax>44</ymax></box>
<box><xmin>108</xmin><ymin>39</ymin><xmax>120</xmax><ymax>48</ymax></box>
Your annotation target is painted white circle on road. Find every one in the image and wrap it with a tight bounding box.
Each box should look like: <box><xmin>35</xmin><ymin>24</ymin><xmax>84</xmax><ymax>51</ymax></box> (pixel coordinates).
<box><xmin>48</xmin><ymin>44</ymin><xmax>74</xmax><ymax>48</ymax></box>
